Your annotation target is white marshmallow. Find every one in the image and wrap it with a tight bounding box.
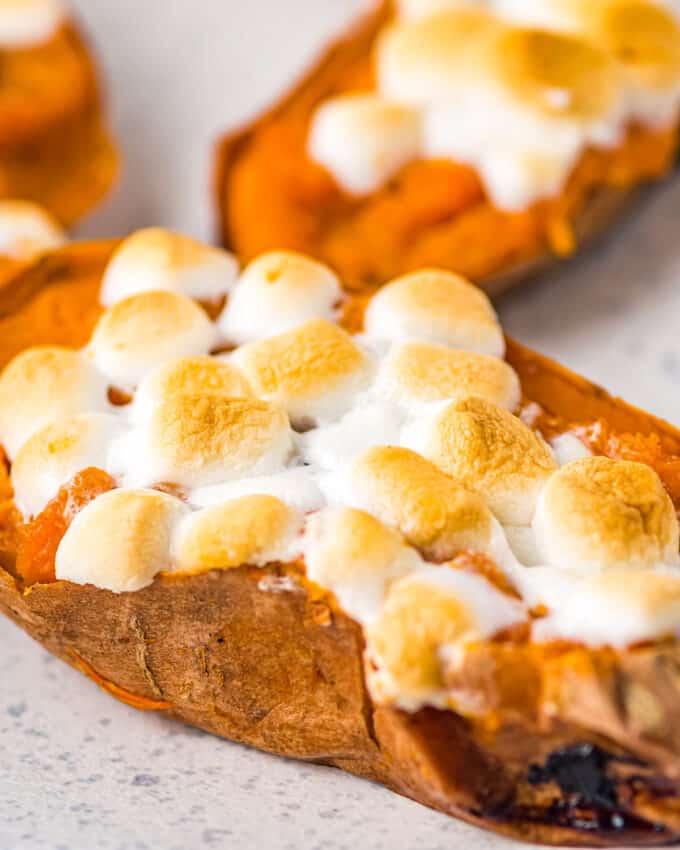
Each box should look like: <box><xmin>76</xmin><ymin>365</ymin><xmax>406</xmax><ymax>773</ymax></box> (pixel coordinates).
<box><xmin>100</xmin><ymin>228</ymin><xmax>238</xmax><ymax>307</ymax></box>
<box><xmin>0</xmin><ymin>201</ymin><xmax>65</xmax><ymax>260</ymax></box>
<box><xmin>0</xmin><ymin>0</ymin><xmax>64</xmax><ymax>48</ymax></box>
<box><xmin>11</xmin><ymin>413</ymin><xmax>127</xmax><ymax>518</ymax></box>
<box><xmin>219</xmin><ymin>250</ymin><xmax>341</xmax><ymax>345</ymax></box>
<box><xmin>308</xmin><ymin>94</ymin><xmax>422</xmax><ymax>195</ymax></box>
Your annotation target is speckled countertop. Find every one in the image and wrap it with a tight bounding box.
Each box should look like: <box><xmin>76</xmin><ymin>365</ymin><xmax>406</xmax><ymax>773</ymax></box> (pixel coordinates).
<box><xmin>1</xmin><ymin>1</ymin><xmax>679</xmax><ymax>848</ymax></box>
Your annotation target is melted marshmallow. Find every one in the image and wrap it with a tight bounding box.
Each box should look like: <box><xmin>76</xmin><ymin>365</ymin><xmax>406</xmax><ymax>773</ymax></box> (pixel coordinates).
<box><xmin>0</xmin><ymin>0</ymin><xmax>65</xmax><ymax>48</ymax></box>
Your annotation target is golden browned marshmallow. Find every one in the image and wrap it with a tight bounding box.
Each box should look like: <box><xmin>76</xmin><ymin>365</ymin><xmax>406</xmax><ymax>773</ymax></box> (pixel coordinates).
<box><xmin>595</xmin><ymin>1</ymin><xmax>680</xmax><ymax>92</ymax></box>
<box><xmin>410</xmin><ymin>397</ymin><xmax>557</xmax><ymax>525</ymax></box>
<box><xmin>303</xmin><ymin>507</ymin><xmax>421</xmax><ymax>623</ymax></box>
<box><xmin>0</xmin><ymin>0</ymin><xmax>64</xmax><ymax>47</ymax></box>
<box><xmin>363</xmin><ymin>270</ymin><xmax>505</xmax><ymax>357</ymax></box>
<box><xmin>495</xmin><ymin>0</ymin><xmax>680</xmax><ymax>100</ymax></box>
<box><xmin>219</xmin><ymin>250</ymin><xmax>342</xmax><ymax>344</ymax></box>
<box><xmin>377</xmin><ymin>9</ymin><xmax>502</xmax><ymax>104</ymax></box>
<box><xmin>232</xmin><ymin>319</ymin><xmax>370</xmax><ymax>425</ymax></box>
<box><xmin>100</xmin><ymin>228</ymin><xmax>239</xmax><ymax>307</ymax></box>
<box><xmin>397</xmin><ymin>0</ymin><xmax>480</xmax><ymax>20</ymax></box>
<box><xmin>539</xmin><ymin>568</ymin><xmax>680</xmax><ymax>646</ymax></box>
<box><xmin>132</xmin><ymin>356</ymin><xmax>252</xmax><ymax>422</ymax></box>
<box><xmin>172</xmin><ymin>495</ymin><xmax>301</xmax><ymax>574</ymax></box>
<box><xmin>88</xmin><ymin>291</ymin><xmax>218</xmax><ymax>388</ymax></box>
<box><xmin>0</xmin><ymin>347</ymin><xmax>109</xmax><ymax>459</ymax></box>
<box><xmin>533</xmin><ymin>456</ymin><xmax>679</xmax><ymax>571</ymax></box>
<box><xmin>118</xmin><ymin>395</ymin><xmax>293</xmax><ymax>489</ymax></box>
<box><xmin>351</xmin><ymin>446</ymin><xmax>493</xmax><ymax>561</ymax></box>
<box><xmin>11</xmin><ymin>413</ymin><xmax>126</xmax><ymax>518</ymax></box>
<box><xmin>489</xmin><ymin>24</ymin><xmax>620</xmax><ymax>121</ymax></box>
<box><xmin>367</xmin><ymin>567</ymin><xmax>525</xmax><ymax>704</ymax></box>
<box><xmin>0</xmin><ymin>201</ymin><xmax>65</xmax><ymax>260</ymax></box>
<box><xmin>308</xmin><ymin>94</ymin><xmax>422</xmax><ymax>196</ymax></box>
<box><xmin>375</xmin><ymin>342</ymin><xmax>521</xmax><ymax>411</ymax></box>
<box><xmin>55</xmin><ymin>489</ymin><xmax>190</xmax><ymax>593</ymax></box>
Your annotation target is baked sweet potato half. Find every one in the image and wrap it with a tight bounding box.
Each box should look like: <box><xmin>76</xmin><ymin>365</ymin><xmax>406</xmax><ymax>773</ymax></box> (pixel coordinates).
<box><xmin>215</xmin><ymin>0</ymin><xmax>680</xmax><ymax>295</ymax></box>
<box><xmin>3</xmin><ymin>232</ymin><xmax>680</xmax><ymax>847</ymax></box>
<box><xmin>0</xmin><ymin>1</ymin><xmax>117</xmax><ymax>225</ymax></box>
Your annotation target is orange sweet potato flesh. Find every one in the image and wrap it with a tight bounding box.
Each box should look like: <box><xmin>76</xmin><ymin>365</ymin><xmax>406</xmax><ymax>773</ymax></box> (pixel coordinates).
<box><xmin>214</xmin><ymin>0</ymin><xmax>679</xmax><ymax>294</ymax></box>
<box><xmin>2</xmin><ymin>244</ymin><xmax>680</xmax><ymax>845</ymax></box>
<box><xmin>0</xmin><ymin>23</ymin><xmax>117</xmax><ymax>225</ymax></box>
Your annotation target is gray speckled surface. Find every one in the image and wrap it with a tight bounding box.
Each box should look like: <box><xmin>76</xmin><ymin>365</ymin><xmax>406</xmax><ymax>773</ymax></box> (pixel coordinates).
<box><xmin>1</xmin><ymin>1</ymin><xmax>679</xmax><ymax>848</ymax></box>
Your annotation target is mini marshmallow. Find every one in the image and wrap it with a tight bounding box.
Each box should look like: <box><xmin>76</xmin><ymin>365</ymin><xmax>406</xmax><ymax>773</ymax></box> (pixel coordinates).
<box><xmin>189</xmin><ymin>467</ymin><xmax>325</xmax><ymax>515</ymax></box>
<box><xmin>303</xmin><ymin>507</ymin><xmax>422</xmax><ymax>624</ymax></box>
<box><xmin>351</xmin><ymin>446</ymin><xmax>493</xmax><ymax>561</ymax></box>
<box><xmin>408</xmin><ymin>397</ymin><xmax>557</xmax><ymax>525</ymax></box>
<box><xmin>308</xmin><ymin>94</ymin><xmax>422</xmax><ymax>195</ymax></box>
<box><xmin>377</xmin><ymin>8</ymin><xmax>502</xmax><ymax>105</ymax></box>
<box><xmin>55</xmin><ymin>488</ymin><xmax>190</xmax><ymax>593</ymax></box>
<box><xmin>363</xmin><ymin>270</ymin><xmax>505</xmax><ymax>357</ymax></box>
<box><xmin>0</xmin><ymin>0</ymin><xmax>64</xmax><ymax>48</ymax></box>
<box><xmin>533</xmin><ymin>456</ymin><xmax>679</xmax><ymax>572</ymax></box>
<box><xmin>219</xmin><ymin>250</ymin><xmax>341</xmax><ymax>345</ymax></box>
<box><xmin>375</xmin><ymin>341</ymin><xmax>520</xmax><ymax>411</ymax></box>
<box><xmin>11</xmin><ymin>413</ymin><xmax>127</xmax><ymax>518</ymax></box>
<box><xmin>0</xmin><ymin>346</ymin><xmax>109</xmax><ymax>459</ymax></box>
<box><xmin>88</xmin><ymin>291</ymin><xmax>218</xmax><ymax>389</ymax></box>
<box><xmin>131</xmin><ymin>356</ymin><xmax>252</xmax><ymax>423</ymax></box>
<box><xmin>0</xmin><ymin>201</ymin><xmax>65</xmax><ymax>260</ymax></box>
<box><xmin>100</xmin><ymin>228</ymin><xmax>238</xmax><ymax>307</ymax></box>
<box><xmin>397</xmin><ymin>0</ymin><xmax>485</xmax><ymax>21</ymax></box>
<box><xmin>367</xmin><ymin>566</ymin><xmax>525</xmax><ymax>706</ymax></box>
<box><xmin>232</xmin><ymin>319</ymin><xmax>370</xmax><ymax>426</ymax></box>
<box><xmin>115</xmin><ymin>395</ymin><xmax>294</xmax><ymax>490</ymax></box>
<box><xmin>535</xmin><ymin>568</ymin><xmax>680</xmax><ymax>647</ymax></box>
<box><xmin>299</xmin><ymin>400</ymin><xmax>404</xmax><ymax>472</ymax></box>
<box><xmin>550</xmin><ymin>431</ymin><xmax>592</xmax><ymax>466</ymax></box>
<box><xmin>172</xmin><ymin>495</ymin><xmax>302</xmax><ymax>574</ymax></box>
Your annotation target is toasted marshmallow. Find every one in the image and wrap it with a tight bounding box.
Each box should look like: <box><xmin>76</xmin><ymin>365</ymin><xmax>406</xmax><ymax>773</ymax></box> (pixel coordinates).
<box><xmin>375</xmin><ymin>342</ymin><xmax>520</xmax><ymax>411</ymax></box>
<box><xmin>0</xmin><ymin>201</ymin><xmax>65</xmax><ymax>260</ymax></box>
<box><xmin>189</xmin><ymin>467</ymin><xmax>325</xmax><ymax>515</ymax></box>
<box><xmin>350</xmin><ymin>447</ymin><xmax>493</xmax><ymax>561</ymax></box>
<box><xmin>550</xmin><ymin>431</ymin><xmax>592</xmax><ymax>466</ymax></box>
<box><xmin>494</xmin><ymin>0</ymin><xmax>680</xmax><ymax>123</ymax></box>
<box><xmin>303</xmin><ymin>507</ymin><xmax>421</xmax><ymax>623</ymax></box>
<box><xmin>11</xmin><ymin>413</ymin><xmax>126</xmax><ymax>518</ymax></box>
<box><xmin>219</xmin><ymin>251</ymin><xmax>341</xmax><ymax>345</ymax></box>
<box><xmin>308</xmin><ymin>94</ymin><xmax>422</xmax><ymax>195</ymax></box>
<box><xmin>55</xmin><ymin>489</ymin><xmax>190</xmax><ymax>593</ymax></box>
<box><xmin>299</xmin><ymin>400</ymin><xmax>404</xmax><ymax>472</ymax></box>
<box><xmin>397</xmin><ymin>0</ymin><xmax>484</xmax><ymax>20</ymax></box>
<box><xmin>536</xmin><ymin>568</ymin><xmax>680</xmax><ymax>646</ymax></box>
<box><xmin>0</xmin><ymin>347</ymin><xmax>109</xmax><ymax>459</ymax></box>
<box><xmin>0</xmin><ymin>0</ymin><xmax>64</xmax><ymax>48</ymax></box>
<box><xmin>407</xmin><ymin>397</ymin><xmax>557</xmax><ymax>525</ymax></box>
<box><xmin>377</xmin><ymin>9</ymin><xmax>502</xmax><ymax>104</ymax></box>
<box><xmin>367</xmin><ymin>567</ymin><xmax>525</xmax><ymax>706</ymax></box>
<box><xmin>363</xmin><ymin>270</ymin><xmax>504</xmax><ymax>357</ymax></box>
<box><xmin>232</xmin><ymin>319</ymin><xmax>370</xmax><ymax>426</ymax></box>
<box><xmin>88</xmin><ymin>291</ymin><xmax>218</xmax><ymax>388</ymax></box>
<box><xmin>172</xmin><ymin>495</ymin><xmax>301</xmax><ymax>574</ymax></box>
<box><xmin>533</xmin><ymin>456</ymin><xmax>679</xmax><ymax>572</ymax></box>
<box><xmin>100</xmin><ymin>228</ymin><xmax>238</xmax><ymax>307</ymax></box>
<box><xmin>116</xmin><ymin>395</ymin><xmax>293</xmax><ymax>489</ymax></box>
<box><xmin>131</xmin><ymin>356</ymin><xmax>252</xmax><ymax>423</ymax></box>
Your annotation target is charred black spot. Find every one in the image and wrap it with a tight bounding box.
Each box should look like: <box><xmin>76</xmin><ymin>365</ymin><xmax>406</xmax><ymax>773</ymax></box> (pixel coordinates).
<box><xmin>522</xmin><ymin>743</ymin><xmax>667</xmax><ymax>837</ymax></box>
<box><xmin>528</xmin><ymin>743</ymin><xmax>619</xmax><ymax>809</ymax></box>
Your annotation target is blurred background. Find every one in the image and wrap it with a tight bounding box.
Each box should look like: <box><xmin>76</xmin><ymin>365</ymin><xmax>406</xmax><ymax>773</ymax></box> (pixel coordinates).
<box><xmin>2</xmin><ymin>3</ymin><xmax>680</xmax><ymax>849</ymax></box>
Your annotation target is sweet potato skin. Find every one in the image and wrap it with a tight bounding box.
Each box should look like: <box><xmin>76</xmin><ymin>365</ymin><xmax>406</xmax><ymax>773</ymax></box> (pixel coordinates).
<box><xmin>213</xmin><ymin>1</ymin><xmax>677</xmax><ymax>295</ymax></box>
<box><xmin>3</xmin><ymin>246</ymin><xmax>680</xmax><ymax>845</ymax></box>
